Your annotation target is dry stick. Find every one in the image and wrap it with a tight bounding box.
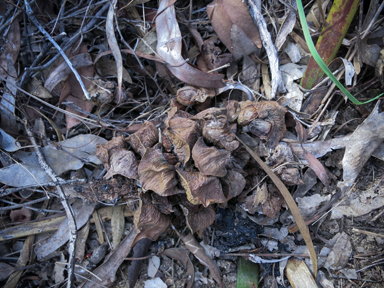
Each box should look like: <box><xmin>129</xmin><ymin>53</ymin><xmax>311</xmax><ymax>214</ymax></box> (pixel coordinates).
<box><xmin>246</xmin><ymin>0</ymin><xmax>285</xmax><ymax>99</ymax></box>
<box><xmin>24</xmin><ymin>0</ymin><xmax>91</xmax><ymax>101</ymax></box>
<box><xmin>25</xmin><ymin>125</ymin><xmax>77</xmax><ymax>288</ymax></box>
<box><xmin>20</xmin><ymin>2</ymin><xmax>109</xmax><ymax>88</ymax></box>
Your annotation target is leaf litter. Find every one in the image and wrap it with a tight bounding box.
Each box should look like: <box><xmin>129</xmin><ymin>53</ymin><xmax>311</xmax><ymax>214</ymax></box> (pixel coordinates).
<box><xmin>1</xmin><ymin>0</ymin><xmax>384</xmax><ymax>287</ymax></box>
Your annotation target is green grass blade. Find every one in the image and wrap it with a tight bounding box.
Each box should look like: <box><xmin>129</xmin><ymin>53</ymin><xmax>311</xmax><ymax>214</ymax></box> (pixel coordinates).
<box><xmin>296</xmin><ymin>0</ymin><xmax>383</xmax><ymax>105</ymax></box>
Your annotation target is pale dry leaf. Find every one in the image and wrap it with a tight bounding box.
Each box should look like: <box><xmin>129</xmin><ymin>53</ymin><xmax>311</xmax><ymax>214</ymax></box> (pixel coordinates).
<box><xmin>106</xmin><ymin>0</ymin><xmax>123</xmax><ymax>101</ymax></box>
<box><xmin>160</xmin><ymin>248</ymin><xmax>194</xmax><ymax>288</ymax></box>
<box><xmin>155</xmin><ymin>0</ymin><xmax>225</xmax><ymax>88</ymax></box>
<box><xmin>179</xmin><ymin>233</ymin><xmax>223</xmax><ymax>287</ymax></box>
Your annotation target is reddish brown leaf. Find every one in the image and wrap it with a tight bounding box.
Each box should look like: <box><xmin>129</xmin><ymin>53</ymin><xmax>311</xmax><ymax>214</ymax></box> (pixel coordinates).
<box><xmin>206</xmin><ymin>0</ymin><xmax>262</xmax><ymax>57</ymax></box>
<box><xmin>165</xmin><ymin>117</ymin><xmax>200</xmax><ymax>165</ymax></box>
<box><xmin>239</xmin><ymin>101</ymin><xmax>287</xmax><ymax>148</ymax></box>
<box><xmin>220</xmin><ymin>169</ymin><xmax>246</xmax><ymax>200</ymax></box>
<box><xmin>303</xmin><ymin>150</ymin><xmax>330</xmax><ymax>193</ymax></box>
<box><xmin>104</xmin><ymin>149</ymin><xmax>139</xmax><ymax>180</ymax></box>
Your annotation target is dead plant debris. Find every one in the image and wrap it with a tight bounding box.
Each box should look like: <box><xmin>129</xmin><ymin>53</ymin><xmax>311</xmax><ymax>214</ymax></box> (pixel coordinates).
<box><xmin>1</xmin><ymin>0</ymin><xmax>384</xmax><ymax>287</ymax></box>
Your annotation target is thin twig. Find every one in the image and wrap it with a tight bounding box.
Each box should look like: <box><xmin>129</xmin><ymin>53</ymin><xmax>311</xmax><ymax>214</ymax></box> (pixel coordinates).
<box><xmin>24</xmin><ymin>0</ymin><xmax>91</xmax><ymax>100</ymax></box>
<box><xmin>25</xmin><ymin>124</ymin><xmax>77</xmax><ymax>288</ymax></box>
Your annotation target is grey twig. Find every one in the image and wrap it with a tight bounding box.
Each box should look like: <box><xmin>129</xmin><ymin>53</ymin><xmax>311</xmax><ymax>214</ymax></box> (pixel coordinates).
<box><xmin>25</xmin><ymin>124</ymin><xmax>77</xmax><ymax>288</ymax></box>
<box><xmin>24</xmin><ymin>0</ymin><xmax>91</xmax><ymax>100</ymax></box>
<box><xmin>246</xmin><ymin>0</ymin><xmax>286</xmax><ymax>99</ymax></box>
<box><xmin>0</xmin><ymin>178</ymin><xmax>86</xmax><ymax>197</ymax></box>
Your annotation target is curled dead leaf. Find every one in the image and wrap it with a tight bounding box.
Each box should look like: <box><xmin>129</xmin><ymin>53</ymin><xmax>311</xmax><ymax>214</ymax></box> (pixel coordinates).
<box><xmin>96</xmin><ymin>136</ymin><xmax>126</xmax><ymax>170</ymax></box>
<box><xmin>192</xmin><ymin>137</ymin><xmax>231</xmax><ymax>177</ymax></box>
<box><xmin>226</xmin><ymin>100</ymin><xmax>241</xmax><ymax>123</ymax></box>
<box><xmin>220</xmin><ymin>169</ymin><xmax>246</xmax><ymax>200</ymax></box>
<box><xmin>193</xmin><ymin>108</ymin><xmax>239</xmax><ymax>151</ymax></box>
<box><xmin>176</xmin><ymin>86</ymin><xmax>216</xmax><ymax>107</ymax></box>
<box><xmin>104</xmin><ymin>149</ymin><xmax>139</xmax><ymax>180</ymax></box>
<box><xmin>165</xmin><ymin>117</ymin><xmax>200</xmax><ymax>165</ymax></box>
<box><xmin>126</xmin><ymin>121</ymin><xmax>159</xmax><ymax>157</ymax></box>
<box><xmin>180</xmin><ymin>202</ymin><xmax>216</xmax><ymax>235</ymax></box>
<box><xmin>138</xmin><ymin>145</ymin><xmax>181</xmax><ymax>196</ymax></box>
<box><xmin>176</xmin><ymin>168</ymin><xmax>226</xmax><ymax>207</ymax></box>
<box><xmin>88</xmin><ymin>79</ymin><xmax>116</xmax><ymax>105</ymax></box>
<box><xmin>239</xmin><ymin>101</ymin><xmax>287</xmax><ymax>148</ymax></box>
<box><xmin>10</xmin><ymin>208</ymin><xmax>32</xmax><ymax>223</ymax></box>
<box><xmin>266</xmin><ymin>143</ymin><xmax>303</xmax><ymax>185</ymax></box>
<box><xmin>133</xmin><ymin>194</ymin><xmax>171</xmax><ymax>245</ymax></box>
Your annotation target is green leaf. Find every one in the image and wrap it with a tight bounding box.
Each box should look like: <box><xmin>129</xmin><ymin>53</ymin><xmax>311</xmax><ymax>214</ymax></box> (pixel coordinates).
<box><xmin>236</xmin><ymin>257</ymin><xmax>259</xmax><ymax>288</ymax></box>
<box><xmin>296</xmin><ymin>0</ymin><xmax>383</xmax><ymax>105</ymax></box>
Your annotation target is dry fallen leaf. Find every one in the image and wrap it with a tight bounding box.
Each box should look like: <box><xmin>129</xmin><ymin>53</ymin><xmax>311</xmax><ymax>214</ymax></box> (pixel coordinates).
<box><xmin>126</xmin><ymin>121</ymin><xmax>159</xmax><ymax>157</ymax></box>
<box><xmin>160</xmin><ymin>248</ymin><xmax>194</xmax><ymax>288</ymax></box>
<box><xmin>133</xmin><ymin>194</ymin><xmax>171</xmax><ymax>245</ymax></box>
<box><xmin>177</xmin><ymin>168</ymin><xmax>226</xmax><ymax>207</ymax></box>
<box><xmin>180</xmin><ymin>202</ymin><xmax>216</xmax><ymax>235</ymax></box>
<box><xmin>206</xmin><ymin>0</ymin><xmax>261</xmax><ymax>58</ymax></box>
<box><xmin>193</xmin><ymin>108</ymin><xmax>239</xmax><ymax>151</ymax></box>
<box><xmin>192</xmin><ymin>137</ymin><xmax>231</xmax><ymax>177</ymax></box>
<box><xmin>155</xmin><ymin>0</ymin><xmax>225</xmax><ymax>88</ymax></box>
<box><xmin>138</xmin><ymin>145</ymin><xmax>181</xmax><ymax>196</ymax></box>
<box><xmin>339</xmin><ymin>102</ymin><xmax>384</xmax><ymax>192</ymax></box>
<box><xmin>165</xmin><ymin>116</ymin><xmax>200</xmax><ymax>165</ymax></box>
<box><xmin>178</xmin><ymin>232</ymin><xmax>223</xmax><ymax>287</ymax></box>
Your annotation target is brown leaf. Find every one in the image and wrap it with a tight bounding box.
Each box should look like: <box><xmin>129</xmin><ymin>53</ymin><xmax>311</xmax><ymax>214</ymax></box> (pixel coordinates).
<box><xmin>165</xmin><ymin>117</ymin><xmax>200</xmax><ymax>165</ymax></box>
<box><xmin>220</xmin><ymin>169</ymin><xmax>246</xmax><ymax>200</ymax></box>
<box><xmin>240</xmin><ymin>101</ymin><xmax>287</xmax><ymax>148</ymax></box>
<box><xmin>133</xmin><ymin>194</ymin><xmax>171</xmax><ymax>245</ymax></box>
<box><xmin>138</xmin><ymin>145</ymin><xmax>181</xmax><ymax>196</ymax></box>
<box><xmin>80</xmin><ymin>227</ymin><xmax>138</xmax><ymax>288</ymax></box>
<box><xmin>178</xmin><ymin>233</ymin><xmax>223</xmax><ymax>287</ymax></box>
<box><xmin>176</xmin><ymin>168</ymin><xmax>226</xmax><ymax>207</ymax></box>
<box><xmin>206</xmin><ymin>0</ymin><xmax>261</xmax><ymax>57</ymax></box>
<box><xmin>226</xmin><ymin>100</ymin><xmax>241</xmax><ymax>123</ymax></box>
<box><xmin>10</xmin><ymin>208</ymin><xmax>32</xmax><ymax>223</ymax></box>
<box><xmin>193</xmin><ymin>108</ymin><xmax>239</xmax><ymax>151</ymax></box>
<box><xmin>192</xmin><ymin>137</ymin><xmax>231</xmax><ymax>177</ymax></box>
<box><xmin>180</xmin><ymin>202</ymin><xmax>216</xmax><ymax>234</ymax></box>
<box><xmin>104</xmin><ymin>149</ymin><xmax>139</xmax><ymax>180</ymax></box>
<box><xmin>111</xmin><ymin>205</ymin><xmax>125</xmax><ymax>249</ymax></box>
<box><xmin>303</xmin><ymin>150</ymin><xmax>330</xmax><ymax>193</ymax></box>
<box><xmin>262</xmin><ymin>190</ymin><xmax>284</xmax><ymax>219</ymax></box>
<box><xmin>94</xmin><ymin>55</ymin><xmax>132</xmax><ymax>84</ymax></box>
<box><xmin>96</xmin><ymin>136</ymin><xmax>126</xmax><ymax>170</ymax></box>
<box><xmin>176</xmin><ymin>86</ymin><xmax>216</xmax><ymax>107</ymax></box>
<box><xmin>266</xmin><ymin>143</ymin><xmax>303</xmax><ymax>186</ymax></box>
<box><xmin>160</xmin><ymin>248</ymin><xmax>194</xmax><ymax>288</ymax></box>
<box><xmin>126</xmin><ymin>121</ymin><xmax>159</xmax><ymax>157</ymax></box>
<box><xmin>87</xmin><ymin>79</ymin><xmax>116</xmax><ymax>106</ymax></box>
<box><xmin>155</xmin><ymin>0</ymin><xmax>225</xmax><ymax>88</ymax></box>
